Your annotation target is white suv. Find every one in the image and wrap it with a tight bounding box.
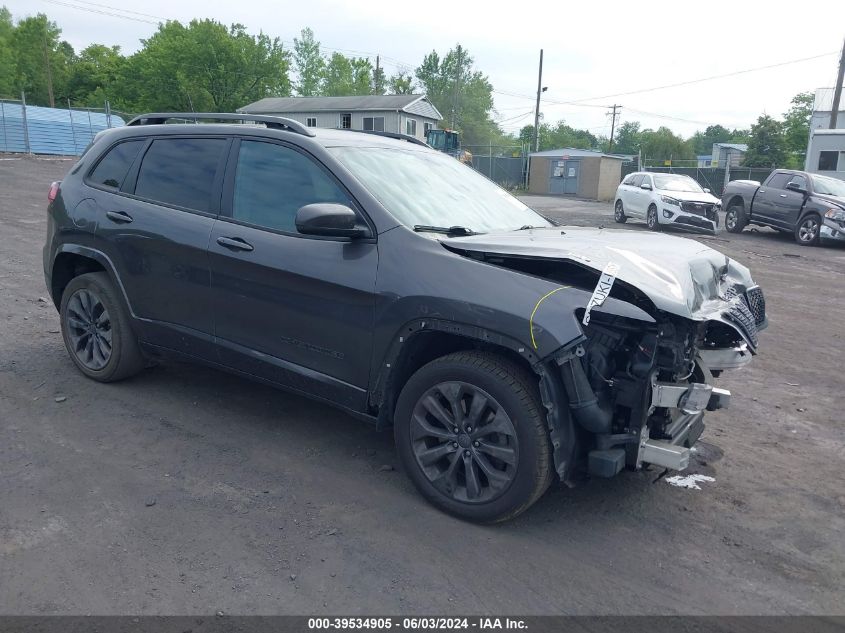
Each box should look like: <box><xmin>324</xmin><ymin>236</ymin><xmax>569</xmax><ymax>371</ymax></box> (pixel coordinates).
<box><xmin>614</xmin><ymin>172</ymin><xmax>721</xmax><ymax>234</ymax></box>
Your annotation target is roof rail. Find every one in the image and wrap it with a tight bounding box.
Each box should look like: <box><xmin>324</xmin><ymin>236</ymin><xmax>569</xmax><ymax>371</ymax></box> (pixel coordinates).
<box><xmin>126</xmin><ymin>112</ymin><xmax>316</xmax><ymax>137</ymax></box>
<box><xmin>341</xmin><ymin>128</ymin><xmax>430</xmax><ymax>147</ymax></box>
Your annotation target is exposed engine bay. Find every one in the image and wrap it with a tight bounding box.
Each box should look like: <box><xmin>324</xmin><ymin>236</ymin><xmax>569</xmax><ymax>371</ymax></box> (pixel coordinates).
<box><xmin>442</xmin><ymin>227</ymin><xmax>767</xmax><ymax>480</ymax></box>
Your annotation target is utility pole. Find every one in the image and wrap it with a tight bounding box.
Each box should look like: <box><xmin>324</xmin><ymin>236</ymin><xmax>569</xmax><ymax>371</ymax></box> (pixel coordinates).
<box><xmin>43</xmin><ymin>31</ymin><xmax>55</xmax><ymax>108</ymax></box>
<box><xmin>533</xmin><ymin>49</ymin><xmax>544</xmax><ymax>153</ymax></box>
<box><xmin>451</xmin><ymin>46</ymin><xmax>462</xmax><ymax>130</ymax></box>
<box><xmin>829</xmin><ymin>37</ymin><xmax>845</xmax><ymax>129</ymax></box>
<box><xmin>375</xmin><ymin>55</ymin><xmax>381</xmax><ymax>94</ymax></box>
<box><xmin>607</xmin><ymin>104</ymin><xmax>621</xmax><ymax>153</ymax></box>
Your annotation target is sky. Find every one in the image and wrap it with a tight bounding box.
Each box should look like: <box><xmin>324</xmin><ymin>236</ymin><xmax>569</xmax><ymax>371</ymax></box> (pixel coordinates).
<box><xmin>6</xmin><ymin>0</ymin><xmax>845</xmax><ymax>139</ymax></box>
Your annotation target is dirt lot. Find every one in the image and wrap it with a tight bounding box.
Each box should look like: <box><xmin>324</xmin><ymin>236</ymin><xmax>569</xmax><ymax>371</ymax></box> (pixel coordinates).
<box><xmin>1</xmin><ymin>156</ymin><xmax>844</xmax><ymax>615</ymax></box>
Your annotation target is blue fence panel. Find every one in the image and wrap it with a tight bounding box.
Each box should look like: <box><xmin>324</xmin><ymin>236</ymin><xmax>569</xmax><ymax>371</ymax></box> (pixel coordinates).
<box><xmin>0</xmin><ymin>103</ymin><xmax>125</xmax><ymax>155</ymax></box>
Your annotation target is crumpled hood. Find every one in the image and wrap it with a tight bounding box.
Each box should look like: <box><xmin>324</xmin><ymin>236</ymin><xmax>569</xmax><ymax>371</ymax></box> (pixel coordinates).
<box><xmin>657</xmin><ymin>190</ymin><xmax>720</xmax><ymax>204</ymax></box>
<box><xmin>442</xmin><ymin>226</ymin><xmax>755</xmax><ymax>321</ymax></box>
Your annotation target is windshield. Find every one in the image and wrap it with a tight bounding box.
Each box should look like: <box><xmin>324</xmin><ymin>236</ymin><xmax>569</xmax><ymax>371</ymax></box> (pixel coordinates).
<box><xmin>330</xmin><ymin>146</ymin><xmax>550</xmax><ymax>233</ymax></box>
<box><xmin>653</xmin><ymin>174</ymin><xmax>704</xmax><ymax>193</ymax></box>
<box><xmin>811</xmin><ymin>174</ymin><xmax>845</xmax><ymax>197</ymax></box>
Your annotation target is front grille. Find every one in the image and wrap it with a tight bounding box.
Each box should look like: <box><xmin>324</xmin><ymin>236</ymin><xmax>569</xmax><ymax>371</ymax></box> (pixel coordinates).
<box><xmin>681</xmin><ymin>201</ymin><xmax>714</xmax><ymax>216</ymax></box>
<box><xmin>745</xmin><ymin>287</ymin><xmax>766</xmax><ymax>327</ymax></box>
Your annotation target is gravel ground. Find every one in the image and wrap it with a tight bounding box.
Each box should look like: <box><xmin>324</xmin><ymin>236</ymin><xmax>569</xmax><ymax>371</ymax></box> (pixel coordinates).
<box><xmin>1</xmin><ymin>156</ymin><xmax>844</xmax><ymax>615</ymax></box>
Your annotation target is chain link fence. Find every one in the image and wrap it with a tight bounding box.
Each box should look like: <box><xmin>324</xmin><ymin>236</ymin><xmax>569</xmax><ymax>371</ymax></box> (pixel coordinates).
<box><xmin>621</xmin><ymin>163</ymin><xmax>774</xmax><ymax>197</ymax></box>
<box><xmin>463</xmin><ymin>145</ymin><xmax>528</xmax><ymax>190</ymax></box>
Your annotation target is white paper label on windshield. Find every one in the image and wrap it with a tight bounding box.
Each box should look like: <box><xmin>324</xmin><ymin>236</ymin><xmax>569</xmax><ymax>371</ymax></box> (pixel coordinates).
<box><xmin>582</xmin><ymin>262</ymin><xmax>620</xmax><ymax>326</ymax></box>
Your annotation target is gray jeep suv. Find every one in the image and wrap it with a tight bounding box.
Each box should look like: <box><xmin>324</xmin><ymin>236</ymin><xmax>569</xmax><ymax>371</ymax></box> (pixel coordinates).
<box><xmin>44</xmin><ymin>113</ymin><xmax>766</xmax><ymax>522</ymax></box>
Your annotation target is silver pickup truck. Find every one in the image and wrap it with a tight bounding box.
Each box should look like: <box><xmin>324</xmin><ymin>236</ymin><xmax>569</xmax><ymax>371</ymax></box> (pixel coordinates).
<box><xmin>722</xmin><ymin>169</ymin><xmax>845</xmax><ymax>245</ymax></box>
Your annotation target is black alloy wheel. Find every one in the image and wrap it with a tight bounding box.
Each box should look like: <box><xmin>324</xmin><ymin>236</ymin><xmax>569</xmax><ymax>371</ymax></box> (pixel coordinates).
<box><xmin>409</xmin><ymin>380</ymin><xmax>518</xmax><ymax>504</ymax></box>
<box><xmin>65</xmin><ymin>288</ymin><xmax>113</xmax><ymax>370</ymax></box>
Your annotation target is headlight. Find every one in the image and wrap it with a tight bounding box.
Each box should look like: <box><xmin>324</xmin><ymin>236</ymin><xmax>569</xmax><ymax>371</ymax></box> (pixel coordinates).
<box><xmin>825</xmin><ymin>207</ymin><xmax>845</xmax><ymax>221</ymax></box>
<box><xmin>660</xmin><ymin>195</ymin><xmax>680</xmax><ymax>206</ymax></box>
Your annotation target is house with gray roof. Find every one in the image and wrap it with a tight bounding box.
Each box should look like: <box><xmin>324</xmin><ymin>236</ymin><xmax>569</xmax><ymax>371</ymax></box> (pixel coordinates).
<box><xmin>238</xmin><ymin>94</ymin><xmax>442</xmax><ymax>141</ymax></box>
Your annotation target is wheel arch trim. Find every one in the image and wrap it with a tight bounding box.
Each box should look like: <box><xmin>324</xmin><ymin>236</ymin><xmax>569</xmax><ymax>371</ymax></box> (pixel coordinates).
<box><xmin>51</xmin><ymin>244</ymin><xmax>136</xmax><ymax>317</ymax></box>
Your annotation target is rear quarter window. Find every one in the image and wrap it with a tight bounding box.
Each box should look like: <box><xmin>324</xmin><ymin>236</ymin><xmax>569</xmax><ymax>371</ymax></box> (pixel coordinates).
<box><xmin>88</xmin><ymin>139</ymin><xmax>145</xmax><ymax>190</ymax></box>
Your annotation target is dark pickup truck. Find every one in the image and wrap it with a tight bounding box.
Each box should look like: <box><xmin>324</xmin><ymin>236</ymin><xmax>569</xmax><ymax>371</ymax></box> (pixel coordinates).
<box><xmin>722</xmin><ymin>169</ymin><xmax>845</xmax><ymax>245</ymax></box>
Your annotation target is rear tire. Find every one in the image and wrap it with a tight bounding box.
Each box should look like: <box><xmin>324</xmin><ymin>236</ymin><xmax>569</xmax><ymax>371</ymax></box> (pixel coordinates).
<box><xmin>725</xmin><ymin>201</ymin><xmax>747</xmax><ymax>233</ymax></box>
<box><xmin>647</xmin><ymin>204</ymin><xmax>660</xmax><ymax>231</ymax></box>
<box><xmin>60</xmin><ymin>272</ymin><xmax>145</xmax><ymax>382</ymax></box>
<box><xmin>614</xmin><ymin>200</ymin><xmax>627</xmax><ymax>223</ymax></box>
<box><xmin>795</xmin><ymin>213</ymin><xmax>821</xmax><ymax>246</ymax></box>
<box><xmin>394</xmin><ymin>351</ymin><xmax>553</xmax><ymax>523</ymax></box>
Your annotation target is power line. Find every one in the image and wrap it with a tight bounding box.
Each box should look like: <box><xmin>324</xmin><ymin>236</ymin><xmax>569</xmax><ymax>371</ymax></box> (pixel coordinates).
<box><xmin>494</xmin><ymin>50</ymin><xmax>839</xmax><ymax>110</ymax></box>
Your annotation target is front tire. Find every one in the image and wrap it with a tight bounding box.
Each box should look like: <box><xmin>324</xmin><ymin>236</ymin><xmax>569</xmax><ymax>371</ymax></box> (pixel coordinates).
<box><xmin>647</xmin><ymin>204</ymin><xmax>660</xmax><ymax>231</ymax></box>
<box><xmin>614</xmin><ymin>200</ymin><xmax>627</xmax><ymax>223</ymax></box>
<box><xmin>60</xmin><ymin>272</ymin><xmax>145</xmax><ymax>382</ymax></box>
<box><xmin>725</xmin><ymin>201</ymin><xmax>746</xmax><ymax>233</ymax></box>
<box><xmin>795</xmin><ymin>213</ymin><xmax>821</xmax><ymax>246</ymax></box>
<box><xmin>394</xmin><ymin>351</ymin><xmax>553</xmax><ymax>523</ymax></box>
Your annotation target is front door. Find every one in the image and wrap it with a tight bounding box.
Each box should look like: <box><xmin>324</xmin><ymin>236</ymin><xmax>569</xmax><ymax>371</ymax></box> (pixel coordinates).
<box><xmin>208</xmin><ymin>139</ymin><xmax>378</xmax><ymax>410</ymax></box>
<box><xmin>548</xmin><ymin>159</ymin><xmax>580</xmax><ymax>195</ymax></box>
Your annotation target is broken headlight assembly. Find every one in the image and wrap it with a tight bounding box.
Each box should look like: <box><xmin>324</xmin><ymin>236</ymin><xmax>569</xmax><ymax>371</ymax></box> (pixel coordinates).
<box><xmin>824</xmin><ymin>207</ymin><xmax>845</xmax><ymax>222</ymax></box>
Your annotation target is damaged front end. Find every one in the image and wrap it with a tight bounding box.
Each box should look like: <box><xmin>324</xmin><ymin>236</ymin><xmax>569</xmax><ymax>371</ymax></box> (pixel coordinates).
<box><xmin>442</xmin><ymin>228</ymin><xmax>767</xmax><ymax>481</ymax></box>
<box><xmin>554</xmin><ymin>305</ymin><xmax>753</xmax><ymax>479</ymax></box>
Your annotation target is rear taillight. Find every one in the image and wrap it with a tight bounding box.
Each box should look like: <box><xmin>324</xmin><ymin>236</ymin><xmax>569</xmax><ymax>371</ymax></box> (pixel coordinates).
<box><xmin>48</xmin><ymin>181</ymin><xmax>60</xmax><ymax>202</ymax></box>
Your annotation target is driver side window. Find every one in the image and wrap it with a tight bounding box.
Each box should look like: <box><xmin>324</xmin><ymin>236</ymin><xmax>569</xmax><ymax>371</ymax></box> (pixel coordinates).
<box><xmin>232</xmin><ymin>140</ymin><xmax>351</xmax><ymax>233</ymax></box>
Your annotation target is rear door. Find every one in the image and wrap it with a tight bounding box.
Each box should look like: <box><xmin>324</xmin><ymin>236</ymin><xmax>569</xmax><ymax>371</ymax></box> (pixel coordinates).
<box><xmin>89</xmin><ymin>135</ymin><xmax>228</xmax><ymax>359</ymax></box>
<box><xmin>207</xmin><ymin>138</ymin><xmax>378</xmax><ymax>410</ymax></box>
<box><xmin>624</xmin><ymin>174</ymin><xmax>644</xmax><ymax>215</ymax></box>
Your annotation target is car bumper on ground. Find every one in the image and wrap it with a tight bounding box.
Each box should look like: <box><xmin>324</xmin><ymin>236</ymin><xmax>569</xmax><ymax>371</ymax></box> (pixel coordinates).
<box><xmin>662</xmin><ymin>207</ymin><xmax>719</xmax><ymax>235</ymax></box>
<box><xmin>821</xmin><ymin>220</ymin><xmax>845</xmax><ymax>242</ymax></box>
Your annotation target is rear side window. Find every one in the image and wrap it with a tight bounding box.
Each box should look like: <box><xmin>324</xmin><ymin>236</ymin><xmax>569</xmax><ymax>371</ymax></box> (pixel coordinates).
<box><xmin>766</xmin><ymin>173</ymin><xmax>791</xmax><ymax>189</ymax></box>
<box><xmin>134</xmin><ymin>138</ymin><xmax>227</xmax><ymax>212</ymax></box>
<box><xmin>231</xmin><ymin>140</ymin><xmax>350</xmax><ymax>233</ymax></box>
<box><xmin>88</xmin><ymin>140</ymin><xmax>144</xmax><ymax>190</ymax></box>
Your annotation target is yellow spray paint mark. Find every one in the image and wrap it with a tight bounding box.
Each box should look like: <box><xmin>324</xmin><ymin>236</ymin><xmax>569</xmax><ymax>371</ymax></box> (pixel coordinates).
<box><xmin>529</xmin><ymin>286</ymin><xmax>570</xmax><ymax>350</ymax></box>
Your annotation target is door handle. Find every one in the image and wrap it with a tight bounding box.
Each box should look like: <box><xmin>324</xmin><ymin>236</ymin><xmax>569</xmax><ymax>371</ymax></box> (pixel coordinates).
<box><xmin>779</xmin><ymin>194</ymin><xmax>787</xmax><ymax>198</ymax></box>
<box><xmin>106</xmin><ymin>210</ymin><xmax>133</xmax><ymax>223</ymax></box>
<box><xmin>216</xmin><ymin>236</ymin><xmax>254</xmax><ymax>252</ymax></box>
<box><xmin>759</xmin><ymin>190</ymin><xmax>766</xmax><ymax>194</ymax></box>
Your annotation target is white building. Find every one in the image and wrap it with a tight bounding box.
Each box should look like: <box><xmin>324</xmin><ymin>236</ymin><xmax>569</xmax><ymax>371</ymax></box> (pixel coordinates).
<box><xmin>804</xmin><ymin>88</ymin><xmax>845</xmax><ymax>180</ymax></box>
<box><xmin>238</xmin><ymin>95</ymin><xmax>442</xmax><ymax>142</ymax></box>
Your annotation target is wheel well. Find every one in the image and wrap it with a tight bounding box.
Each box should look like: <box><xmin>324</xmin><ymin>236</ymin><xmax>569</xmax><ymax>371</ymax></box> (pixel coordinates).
<box><xmin>380</xmin><ymin>331</ymin><xmax>536</xmax><ymax>425</ymax></box>
<box><xmin>50</xmin><ymin>253</ymin><xmax>106</xmax><ymax>306</ymax></box>
<box><xmin>726</xmin><ymin>195</ymin><xmax>744</xmax><ymax>210</ymax></box>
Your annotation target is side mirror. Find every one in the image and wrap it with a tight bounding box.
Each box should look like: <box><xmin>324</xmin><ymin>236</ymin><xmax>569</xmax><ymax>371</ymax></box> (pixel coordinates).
<box><xmin>640</xmin><ymin>182</ymin><xmax>652</xmax><ymax>190</ymax></box>
<box><xmin>785</xmin><ymin>181</ymin><xmax>806</xmax><ymax>193</ymax></box>
<box><xmin>703</xmin><ymin>187</ymin><xmax>711</xmax><ymax>194</ymax></box>
<box><xmin>295</xmin><ymin>203</ymin><xmax>367</xmax><ymax>238</ymax></box>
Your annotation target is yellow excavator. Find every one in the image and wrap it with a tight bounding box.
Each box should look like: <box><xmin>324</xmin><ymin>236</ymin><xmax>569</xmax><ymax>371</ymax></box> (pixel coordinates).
<box><xmin>425</xmin><ymin>129</ymin><xmax>472</xmax><ymax>164</ymax></box>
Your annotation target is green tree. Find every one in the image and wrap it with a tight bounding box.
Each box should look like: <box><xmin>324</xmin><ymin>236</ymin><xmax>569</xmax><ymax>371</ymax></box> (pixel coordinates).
<box><xmin>609</xmin><ymin>121</ymin><xmax>641</xmax><ymax>155</ymax></box>
<box><xmin>782</xmin><ymin>91</ymin><xmax>814</xmax><ymax>168</ymax></box>
<box><xmin>371</xmin><ymin>63</ymin><xmax>386</xmax><ymax>95</ymax></box>
<box><xmin>689</xmin><ymin>124</ymin><xmax>732</xmax><ymax>155</ymax></box>
<box><xmin>118</xmin><ymin>20</ymin><xmax>290</xmax><ymax>113</ymax></box>
<box><xmin>0</xmin><ymin>6</ymin><xmax>15</xmax><ymax>96</ymax></box>
<box><xmin>322</xmin><ymin>52</ymin><xmax>353</xmax><ymax>96</ymax></box>
<box><xmin>743</xmin><ymin>114</ymin><xmax>787</xmax><ymax>167</ymax></box>
<box><xmin>639</xmin><ymin>126</ymin><xmax>694</xmax><ymax>163</ymax></box>
<box><xmin>388</xmin><ymin>69</ymin><xmax>415</xmax><ymax>94</ymax></box>
<box><xmin>350</xmin><ymin>57</ymin><xmax>373</xmax><ymax>95</ymax></box>
<box><xmin>414</xmin><ymin>44</ymin><xmax>498</xmax><ymax>146</ymax></box>
<box><xmin>9</xmin><ymin>13</ymin><xmax>74</xmax><ymax>106</ymax></box>
<box><xmin>518</xmin><ymin>121</ymin><xmax>596</xmax><ymax>151</ymax></box>
<box><xmin>66</xmin><ymin>43</ymin><xmax>124</xmax><ymax>106</ymax></box>
<box><xmin>293</xmin><ymin>27</ymin><xmax>323</xmax><ymax>96</ymax></box>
